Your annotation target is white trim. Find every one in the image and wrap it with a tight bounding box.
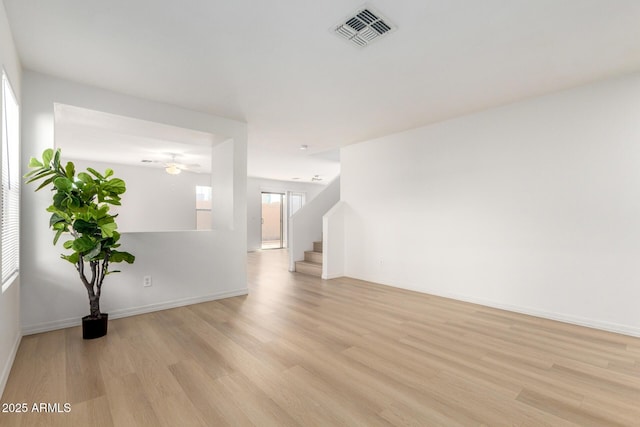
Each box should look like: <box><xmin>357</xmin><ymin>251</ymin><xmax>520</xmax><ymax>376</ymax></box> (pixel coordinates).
<box><xmin>434</xmin><ymin>290</ymin><xmax>640</xmax><ymax>338</ymax></box>
<box><xmin>0</xmin><ymin>333</ymin><xmax>21</xmax><ymax>399</ymax></box>
<box><xmin>350</xmin><ymin>274</ymin><xmax>640</xmax><ymax>338</ymax></box>
<box><xmin>21</xmin><ymin>288</ymin><xmax>249</xmax><ymax>336</ymax></box>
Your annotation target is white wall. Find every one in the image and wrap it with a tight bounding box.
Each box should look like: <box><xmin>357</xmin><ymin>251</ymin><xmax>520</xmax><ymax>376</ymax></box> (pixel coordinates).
<box><xmin>0</xmin><ymin>0</ymin><xmax>21</xmax><ymax>399</ymax></box>
<box><xmin>72</xmin><ymin>159</ymin><xmax>211</xmax><ymax>232</ymax></box>
<box><xmin>342</xmin><ymin>73</ymin><xmax>640</xmax><ymax>337</ymax></box>
<box><xmin>323</xmin><ymin>201</ymin><xmax>345</xmax><ymax>279</ymax></box>
<box><xmin>20</xmin><ymin>71</ymin><xmax>248</xmax><ymax>334</ymax></box>
<box><xmin>246</xmin><ymin>177</ymin><xmax>325</xmax><ymax>252</ymax></box>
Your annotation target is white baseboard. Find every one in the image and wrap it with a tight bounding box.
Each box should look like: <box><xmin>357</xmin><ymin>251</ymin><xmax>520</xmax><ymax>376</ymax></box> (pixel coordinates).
<box><xmin>0</xmin><ymin>333</ymin><xmax>22</xmax><ymax>400</ymax></box>
<box><xmin>432</xmin><ymin>290</ymin><xmax>640</xmax><ymax>338</ymax></box>
<box><xmin>350</xmin><ymin>273</ymin><xmax>640</xmax><ymax>338</ymax></box>
<box><xmin>21</xmin><ymin>288</ymin><xmax>249</xmax><ymax>336</ymax></box>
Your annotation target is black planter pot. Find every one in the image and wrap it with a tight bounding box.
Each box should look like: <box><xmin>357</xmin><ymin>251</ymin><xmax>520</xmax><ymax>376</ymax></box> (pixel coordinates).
<box><xmin>82</xmin><ymin>313</ymin><xmax>108</xmax><ymax>339</ymax></box>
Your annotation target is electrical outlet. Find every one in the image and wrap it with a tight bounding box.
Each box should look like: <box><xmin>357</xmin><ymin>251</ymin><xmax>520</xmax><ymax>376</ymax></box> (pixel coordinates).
<box><xmin>143</xmin><ymin>275</ymin><xmax>152</xmax><ymax>287</ymax></box>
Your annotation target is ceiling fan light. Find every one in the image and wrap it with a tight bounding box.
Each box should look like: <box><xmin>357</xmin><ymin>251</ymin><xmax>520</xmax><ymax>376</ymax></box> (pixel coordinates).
<box><xmin>165</xmin><ymin>164</ymin><xmax>181</xmax><ymax>175</ymax></box>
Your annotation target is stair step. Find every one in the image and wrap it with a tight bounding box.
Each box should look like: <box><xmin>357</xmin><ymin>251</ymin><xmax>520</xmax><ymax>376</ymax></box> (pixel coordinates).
<box><xmin>295</xmin><ymin>260</ymin><xmax>322</xmax><ymax>277</ymax></box>
<box><xmin>304</xmin><ymin>250</ymin><xmax>323</xmax><ymax>264</ymax></box>
<box><xmin>313</xmin><ymin>241</ymin><xmax>323</xmax><ymax>253</ymax></box>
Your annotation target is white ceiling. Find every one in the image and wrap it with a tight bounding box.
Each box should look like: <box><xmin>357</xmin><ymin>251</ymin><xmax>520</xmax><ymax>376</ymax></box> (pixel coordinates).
<box><xmin>5</xmin><ymin>0</ymin><xmax>640</xmax><ymax>182</ymax></box>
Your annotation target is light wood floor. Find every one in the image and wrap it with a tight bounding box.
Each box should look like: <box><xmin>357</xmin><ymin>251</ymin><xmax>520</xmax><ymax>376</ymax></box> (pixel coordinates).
<box><xmin>2</xmin><ymin>249</ymin><xmax>640</xmax><ymax>426</ymax></box>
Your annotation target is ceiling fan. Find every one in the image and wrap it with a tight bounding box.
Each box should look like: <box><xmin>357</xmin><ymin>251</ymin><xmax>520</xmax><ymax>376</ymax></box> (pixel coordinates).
<box><xmin>141</xmin><ymin>154</ymin><xmax>200</xmax><ymax>175</ymax></box>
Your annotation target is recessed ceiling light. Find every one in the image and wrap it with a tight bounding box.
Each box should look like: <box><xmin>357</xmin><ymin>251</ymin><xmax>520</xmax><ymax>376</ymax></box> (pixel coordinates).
<box><xmin>292</xmin><ymin>177</ymin><xmax>300</xmax><ymax>180</ymax></box>
<box><xmin>141</xmin><ymin>159</ymin><xmax>152</xmax><ymax>163</ymax></box>
<box><xmin>300</xmin><ymin>145</ymin><xmax>308</xmax><ymax>150</ymax></box>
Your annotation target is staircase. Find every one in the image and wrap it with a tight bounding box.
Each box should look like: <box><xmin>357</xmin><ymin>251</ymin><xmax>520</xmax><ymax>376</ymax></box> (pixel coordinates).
<box><xmin>295</xmin><ymin>241</ymin><xmax>323</xmax><ymax>277</ymax></box>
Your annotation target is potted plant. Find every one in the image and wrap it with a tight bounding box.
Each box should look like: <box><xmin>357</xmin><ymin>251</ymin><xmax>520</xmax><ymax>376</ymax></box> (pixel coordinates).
<box><xmin>25</xmin><ymin>148</ymin><xmax>135</xmax><ymax>339</ymax></box>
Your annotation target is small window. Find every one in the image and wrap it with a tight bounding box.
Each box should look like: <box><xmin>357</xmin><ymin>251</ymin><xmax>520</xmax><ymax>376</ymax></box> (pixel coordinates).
<box><xmin>289</xmin><ymin>192</ymin><xmax>305</xmax><ymax>216</ymax></box>
<box><xmin>195</xmin><ymin>185</ymin><xmax>212</xmax><ymax>230</ymax></box>
<box><xmin>1</xmin><ymin>71</ymin><xmax>20</xmax><ymax>291</ymax></box>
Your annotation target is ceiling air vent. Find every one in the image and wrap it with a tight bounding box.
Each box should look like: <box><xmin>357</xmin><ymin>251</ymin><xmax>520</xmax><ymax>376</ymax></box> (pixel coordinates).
<box><xmin>334</xmin><ymin>7</ymin><xmax>396</xmax><ymax>48</ymax></box>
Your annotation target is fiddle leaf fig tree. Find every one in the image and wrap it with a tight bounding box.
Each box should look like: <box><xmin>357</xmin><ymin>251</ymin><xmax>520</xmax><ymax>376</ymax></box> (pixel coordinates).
<box><xmin>25</xmin><ymin>148</ymin><xmax>135</xmax><ymax>319</ymax></box>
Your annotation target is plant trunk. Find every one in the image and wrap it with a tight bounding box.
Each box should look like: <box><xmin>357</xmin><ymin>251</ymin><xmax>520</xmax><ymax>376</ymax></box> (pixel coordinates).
<box><xmin>89</xmin><ymin>295</ymin><xmax>101</xmax><ymax>319</ymax></box>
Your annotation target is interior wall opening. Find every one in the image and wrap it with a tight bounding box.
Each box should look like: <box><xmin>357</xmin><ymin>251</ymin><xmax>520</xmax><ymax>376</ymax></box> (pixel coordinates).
<box><xmin>52</xmin><ymin>103</ymin><xmax>234</xmax><ymax>232</ymax></box>
<box><xmin>261</xmin><ymin>192</ymin><xmax>285</xmax><ymax>249</ymax></box>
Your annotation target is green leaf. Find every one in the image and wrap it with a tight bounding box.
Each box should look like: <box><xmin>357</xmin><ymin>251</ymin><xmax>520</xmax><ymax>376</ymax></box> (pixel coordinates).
<box><xmin>99</xmin><ymin>222</ymin><xmax>117</xmax><ymax>238</ymax></box>
<box><xmin>85</xmin><ymin>242</ymin><xmax>102</xmax><ymax>260</ymax></box>
<box><xmin>73</xmin><ymin>219</ymin><xmax>98</xmax><ymax>235</ymax></box>
<box><xmin>31</xmin><ymin>166</ymin><xmax>55</xmax><ymax>177</ymax></box>
<box><xmin>25</xmin><ymin>169</ymin><xmax>56</xmax><ymax>184</ymax></box>
<box><xmin>28</xmin><ymin>157</ymin><xmax>44</xmax><ymax>168</ymax></box>
<box><xmin>66</xmin><ymin>194</ymin><xmax>82</xmax><ymax>209</ymax></box>
<box><xmin>42</xmin><ymin>148</ymin><xmax>54</xmax><ymax>166</ymax></box>
<box><xmin>34</xmin><ymin>175</ymin><xmax>56</xmax><ymax>192</ymax></box>
<box><xmin>46</xmin><ymin>206</ymin><xmax>71</xmax><ymax>222</ymax></box>
<box><xmin>110</xmin><ymin>251</ymin><xmax>135</xmax><ymax>264</ymax></box>
<box><xmin>104</xmin><ymin>168</ymin><xmax>114</xmax><ymax>178</ymax></box>
<box><xmin>63</xmin><ymin>240</ymin><xmax>74</xmax><ymax>250</ymax></box>
<box><xmin>53</xmin><ymin>229</ymin><xmax>65</xmax><ymax>245</ymax></box>
<box><xmin>52</xmin><ymin>192</ymin><xmax>66</xmax><ymax>208</ymax></box>
<box><xmin>77</xmin><ymin>172</ymin><xmax>93</xmax><ymax>183</ymax></box>
<box><xmin>53</xmin><ymin>149</ymin><xmax>61</xmax><ymax>169</ymax></box>
<box><xmin>61</xmin><ymin>252</ymin><xmax>79</xmax><ymax>264</ymax></box>
<box><xmin>53</xmin><ymin>177</ymin><xmax>73</xmax><ymax>192</ymax></box>
<box><xmin>49</xmin><ymin>212</ymin><xmax>67</xmax><ymax>227</ymax></box>
<box><xmin>23</xmin><ymin>168</ymin><xmax>43</xmax><ymax>179</ymax></box>
<box><xmin>52</xmin><ymin>222</ymin><xmax>67</xmax><ymax>231</ymax></box>
<box><xmin>97</xmin><ymin>205</ymin><xmax>110</xmax><ymax>218</ymax></box>
<box><xmin>72</xmin><ymin>236</ymin><xmax>97</xmax><ymax>253</ymax></box>
<box><xmin>103</xmin><ymin>178</ymin><xmax>126</xmax><ymax>194</ymax></box>
<box><xmin>80</xmin><ymin>183</ymin><xmax>97</xmax><ymax>200</ymax></box>
<box><xmin>96</xmin><ymin>215</ymin><xmax>115</xmax><ymax>226</ymax></box>
<box><xmin>87</xmin><ymin>167</ymin><xmax>104</xmax><ymax>180</ymax></box>
<box><xmin>65</xmin><ymin>161</ymin><xmax>75</xmax><ymax>179</ymax></box>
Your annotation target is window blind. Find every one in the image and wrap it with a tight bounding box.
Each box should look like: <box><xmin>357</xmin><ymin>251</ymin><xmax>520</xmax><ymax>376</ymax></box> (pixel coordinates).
<box><xmin>1</xmin><ymin>71</ymin><xmax>20</xmax><ymax>289</ymax></box>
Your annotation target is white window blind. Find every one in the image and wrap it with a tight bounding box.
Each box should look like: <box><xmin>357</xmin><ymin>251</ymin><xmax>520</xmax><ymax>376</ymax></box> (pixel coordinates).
<box><xmin>1</xmin><ymin>71</ymin><xmax>20</xmax><ymax>290</ymax></box>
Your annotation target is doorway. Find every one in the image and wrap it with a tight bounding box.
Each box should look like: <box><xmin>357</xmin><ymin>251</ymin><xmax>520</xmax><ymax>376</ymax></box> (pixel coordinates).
<box><xmin>261</xmin><ymin>192</ymin><xmax>285</xmax><ymax>249</ymax></box>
